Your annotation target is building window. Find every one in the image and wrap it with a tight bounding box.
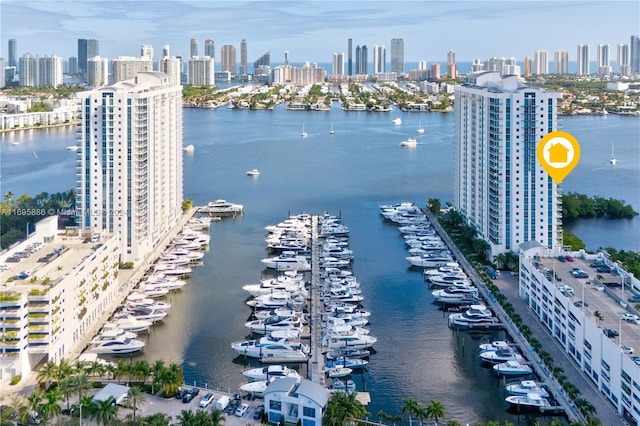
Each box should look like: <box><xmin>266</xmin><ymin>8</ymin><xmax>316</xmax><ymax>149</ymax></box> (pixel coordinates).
<box><xmin>303</xmin><ymin>407</ymin><xmax>316</xmax><ymax>418</ymax></box>
<box><xmin>269</xmin><ymin>400</ymin><xmax>282</xmax><ymax>411</ymax></box>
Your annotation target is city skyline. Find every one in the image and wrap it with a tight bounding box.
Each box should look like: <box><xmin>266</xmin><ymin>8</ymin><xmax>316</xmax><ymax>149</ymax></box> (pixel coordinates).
<box><xmin>1</xmin><ymin>1</ymin><xmax>638</xmax><ymax>64</ymax></box>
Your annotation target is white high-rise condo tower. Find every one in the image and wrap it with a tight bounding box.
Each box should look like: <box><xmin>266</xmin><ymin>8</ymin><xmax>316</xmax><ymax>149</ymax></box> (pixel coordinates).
<box><xmin>576</xmin><ymin>44</ymin><xmax>590</xmax><ymax>75</ymax></box>
<box><xmin>76</xmin><ymin>72</ymin><xmax>184</xmax><ymax>262</ymax></box>
<box><xmin>454</xmin><ymin>72</ymin><xmax>562</xmax><ymax>256</ymax></box>
<box><xmin>534</xmin><ymin>50</ymin><xmax>548</xmax><ymax>74</ymax></box>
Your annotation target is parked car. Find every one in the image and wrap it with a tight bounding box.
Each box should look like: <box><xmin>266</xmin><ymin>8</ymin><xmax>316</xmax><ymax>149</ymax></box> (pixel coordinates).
<box><xmin>176</xmin><ymin>388</ymin><xmax>188</xmax><ymax>399</ymax></box>
<box><xmin>486</xmin><ymin>266</ymin><xmax>498</xmax><ymax>279</ymax></box>
<box><xmin>253</xmin><ymin>405</ymin><xmax>265</xmax><ymax>420</ymax></box>
<box><xmin>182</xmin><ymin>388</ymin><xmax>199</xmax><ymax>403</ymax></box>
<box><xmin>557</xmin><ymin>255</ymin><xmax>566</xmax><ymax>262</ymax></box>
<box><xmin>573</xmin><ymin>300</ymin><xmax>589</xmax><ymax>307</ymax></box>
<box><xmin>235</xmin><ymin>403</ymin><xmax>249</xmax><ymax>417</ymax></box>
<box><xmin>603</xmin><ymin>328</ymin><xmax>619</xmax><ymax>338</ymax></box>
<box><xmin>596</xmin><ymin>265</ymin><xmax>611</xmax><ymax>273</ymax></box>
<box><xmin>621</xmin><ymin>314</ymin><xmax>640</xmax><ymax>324</ymax></box>
<box><xmin>628</xmin><ymin>295</ymin><xmax>640</xmax><ymax>303</ymax></box>
<box><xmin>621</xmin><ymin>345</ymin><xmax>634</xmax><ymax>354</ymax></box>
<box><xmin>565</xmin><ymin>255</ymin><xmax>574</xmax><ymax>262</ymax></box>
<box><xmin>198</xmin><ymin>393</ymin><xmax>214</xmax><ymax>408</ymax></box>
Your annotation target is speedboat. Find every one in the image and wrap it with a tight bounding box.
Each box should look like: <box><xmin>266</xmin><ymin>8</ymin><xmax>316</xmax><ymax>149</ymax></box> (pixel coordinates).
<box><xmin>66</xmin><ymin>145</ymin><xmax>79</xmax><ymax>151</ymax></box>
<box><xmin>242</xmin><ymin>365</ymin><xmax>301</xmax><ymax>382</ymax></box>
<box><xmin>392</xmin><ymin>117</ymin><xmax>402</xmax><ymax>125</ymax></box>
<box><xmin>153</xmin><ymin>263</ymin><xmax>192</xmax><ymax>277</ymax></box>
<box><xmin>407</xmin><ymin>252</ymin><xmax>454</xmax><ymax>268</ymax></box>
<box><xmin>505</xmin><ymin>394</ymin><xmax>552</xmax><ymax>412</ymax></box>
<box><xmin>479</xmin><ymin>349</ymin><xmax>524</xmax><ymax>364</ymax></box>
<box><xmin>183</xmin><ymin>144</ymin><xmax>195</xmax><ymax>153</ymax></box>
<box><xmin>92</xmin><ymin>327</ymin><xmax>137</xmax><ymax>343</ymax></box>
<box><xmin>332</xmin><ymin>378</ymin><xmax>356</xmax><ymax>391</ymax></box>
<box><xmin>325</xmin><ymin>366</ymin><xmax>353</xmax><ymax>378</ymax></box>
<box><xmin>326</xmin><ymin>330</ymin><xmax>377</xmax><ymax>350</ymax></box>
<box><xmin>493</xmin><ymin>361</ymin><xmax>533</xmax><ymax>376</ymax></box>
<box><xmin>254</xmin><ymin>308</ymin><xmax>304</xmax><ymax>321</ymax></box>
<box><xmin>246</xmin><ymin>169</ymin><xmax>260</xmax><ymax>176</ymax></box>
<box><xmin>89</xmin><ymin>330</ymin><xmax>145</xmax><ymax>354</ymax></box>
<box><xmin>428</xmin><ymin>274</ymin><xmax>470</xmax><ymax>288</ymax></box>
<box><xmin>479</xmin><ymin>340</ymin><xmax>512</xmax><ymax>351</ymax></box>
<box><xmin>505</xmin><ymin>380</ymin><xmax>550</xmax><ymax>398</ymax></box>
<box><xmin>115</xmin><ymin>307</ymin><xmax>167</xmax><ymax>323</ymax></box>
<box><xmin>246</xmin><ymin>291</ymin><xmax>306</xmax><ymax>310</ymax></box>
<box><xmin>400</xmin><ymin>138</ymin><xmax>418</xmax><ymax>147</ymax></box>
<box><xmin>448</xmin><ymin>305</ymin><xmax>500</xmax><ymax>329</ymax></box>
<box><xmin>326</xmin><ymin>348</ymin><xmax>370</xmax><ymax>360</ymax></box>
<box><xmin>261</xmin><ymin>252</ymin><xmax>311</xmax><ymax>271</ymax></box>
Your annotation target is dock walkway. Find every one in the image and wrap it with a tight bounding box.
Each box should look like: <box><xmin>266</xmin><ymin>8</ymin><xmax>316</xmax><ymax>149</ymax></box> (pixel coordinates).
<box><xmin>308</xmin><ymin>215</ymin><xmax>325</xmax><ymax>385</ymax></box>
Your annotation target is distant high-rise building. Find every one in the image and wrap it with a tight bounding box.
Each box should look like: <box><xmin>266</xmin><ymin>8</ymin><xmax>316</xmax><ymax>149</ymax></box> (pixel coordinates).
<box><xmin>554</xmin><ymin>50</ymin><xmax>569</xmax><ymax>74</ymax></box>
<box><xmin>87</xmin><ymin>56</ymin><xmax>108</xmax><ymax>87</ymax></box>
<box><xmin>284</xmin><ymin>50</ymin><xmax>289</xmax><ymax>67</ymax></box>
<box><xmin>373</xmin><ymin>45</ymin><xmax>385</xmax><ymax>74</ymax></box>
<box><xmin>631</xmin><ymin>35</ymin><xmax>640</xmax><ymax>73</ymax></box>
<box><xmin>390</xmin><ymin>38</ymin><xmax>404</xmax><ymax>74</ymax></box>
<box><xmin>158</xmin><ymin>56</ymin><xmax>182</xmax><ymax>85</ymax></box>
<box><xmin>523</xmin><ymin>56</ymin><xmax>531</xmax><ymax>76</ymax></box>
<box><xmin>0</xmin><ymin>59</ymin><xmax>5</xmax><ymax>88</ymax></box>
<box><xmin>577</xmin><ymin>44</ymin><xmax>590</xmax><ymax>75</ymax></box>
<box><xmin>332</xmin><ymin>52</ymin><xmax>345</xmax><ymax>76</ymax></box>
<box><xmin>141</xmin><ymin>45</ymin><xmax>154</xmax><ymax>61</ymax></box>
<box><xmin>454</xmin><ymin>72</ymin><xmax>562</xmax><ymax>256</ymax></box>
<box><xmin>163</xmin><ymin>44</ymin><xmax>171</xmax><ymax>57</ymax></box>
<box><xmin>190</xmin><ymin>37</ymin><xmax>198</xmax><ymax>57</ymax></box>
<box><xmin>471</xmin><ymin>59</ymin><xmax>484</xmax><ymax>72</ymax></box>
<box><xmin>617</xmin><ymin>44</ymin><xmax>631</xmax><ymax>76</ymax></box>
<box><xmin>354</xmin><ymin>45</ymin><xmax>368</xmax><ymax>75</ymax></box>
<box><xmin>19</xmin><ymin>54</ymin><xmax>63</xmax><ymax>87</ymax></box>
<box><xmin>78</xmin><ymin>39</ymin><xmax>99</xmax><ymax>74</ymax></box>
<box><xmin>204</xmin><ymin>39</ymin><xmax>215</xmax><ymax>60</ymax></box>
<box><xmin>188</xmin><ymin>56</ymin><xmax>215</xmax><ymax>85</ymax></box>
<box><xmin>8</xmin><ymin>38</ymin><xmax>17</xmax><ymax>68</ymax></box>
<box><xmin>76</xmin><ymin>72</ymin><xmax>183</xmax><ymax>263</ymax></box>
<box><xmin>111</xmin><ymin>56</ymin><xmax>153</xmax><ymax>84</ymax></box>
<box><xmin>430</xmin><ymin>62</ymin><xmax>441</xmax><ymax>79</ymax></box>
<box><xmin>597</xmin><ymin>44</ymin><xmax>611</xmax><ymax>75</ymax></box>
<box><xmin>447</xmin><ymin>50</ymin><xmax>457</xmax><ymax>78</ymax></box>
<box><xmin>68</xmin><ymin>56</ymin><xmax>78</xmax><ymax>74</ymax></box>
<box><xmin>253</xmin><ymin>51</ymin><xmax>270</xmax><ymax>77</ymax></box>
<box><xmin>418</xmin><ymin>60</ymin><xmax>427</xmax><ymax>71</ymax></box>
<box><xmin>347</xmin><ymin>38</ymin><xmax>353</xmax><ymax>76</ymax></box>
<box><xmin>534</xmin><ymin>50</ymin><xmax>548</xmax><ymax>74</ymax></box>
<box><xmin>240</xmin><ymin>39</ymin><xmax>248</xmax><ymax>75</ymax></box>
<box><xmin>220</xmin><ymin>45</ymin><xmax>236</xmax><ymax>74</ymax></box>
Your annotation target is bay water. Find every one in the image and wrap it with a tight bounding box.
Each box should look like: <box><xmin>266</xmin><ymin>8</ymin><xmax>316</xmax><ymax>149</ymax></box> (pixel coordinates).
<box><xmin>1</xmin><ymin>106</ymin><xmax>638</xmax><ymax>423</ymax></box>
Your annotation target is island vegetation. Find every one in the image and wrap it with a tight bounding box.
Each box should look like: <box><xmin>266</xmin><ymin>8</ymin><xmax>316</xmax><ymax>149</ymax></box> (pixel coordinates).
<box><xmin>562</xmin><ymin>192</ymin><xmax>638</xmax><ymax>220</ymax></box>
<box><xmin>0</xmin><ymin>190</ymin><xmax>77</xmax><ymax>249</ymax></box>
<box><xmin>2</xmin><ymin>84</ymin><xmax>85</xmax><ymax>100</ymax></box>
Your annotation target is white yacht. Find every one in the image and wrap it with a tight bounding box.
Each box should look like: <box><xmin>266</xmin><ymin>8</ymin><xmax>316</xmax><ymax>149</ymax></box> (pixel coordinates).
<box><xmin>153</xmin><ymin>263</ymin><xmax>192</xmax><ymax>277</ymax></box>
<box><xmin>104</xmin><ymin>315</ymin><xmax>152</xmax><ymax>333</ymax></box>
<box><xmin>242</xmin><ymin>365</ymin><xmax>301</xmax><ymax>382</ymax></box>
<box><xmin>183</xmin><ymin>144</ymin><xmax>195</xmax><ymax>153</ymax></box>
<box><xmin>204</xmin><ymin>199</ymin><xmax>244</xmax><ymax>215</ymax></box>
<box><xmin>261</xmin><ymin>252</ymin><xmax>311</xmax><ymax>271</ymax></box>
<box><xmin>254</xmin><ymin>308</ymin><xmax>304</xmax><ymax>321</ymax></box>
<box><xmin>246</xmin><ymin>291</ymin><xmax>306</xmax><ymax>310</ymax></box>
<box><xmin>505</xmin><ymin>394</ymin><xmax>552</xmax><ymax>411</ymax></box>
<box><xmin>116</xmin><ymin>307</ymin><xmax>167</xmax><ymax>323</ymax></box>
<box><xmin>137</xmin><ymin>284</ymin><xmax>171</xmax><ymax>298</ymax></box>
<box><xmin>479</xmin><ymin>349</ymin><xmax>524</xmax><ymax>364</ymax></box>
<box><xmin>448</xmin><ymin>305</ymin><xmax>500</xmax><ymax>329</ymax></box>
<box><xmin>493</xmin><ymin>361</ymin><xmax>533</xmax><ymax>376</ymax></box>
<box><xmin>246</xmin><ymin>169</ymin><xmax>260</xmax><ymax>176</ymax></box>
<box><xmin>326</xmin><ymin>330</ymin><xmax>377</xmax><ymax>350</ymax></box>
<box><xmin>92</xmin><ymin>327</ymin><xmax>137</xmax><ymax>343</ymax></box>
<box><xmin>240</xmin><ymin>376</ymin><xmax>295</xmax><ymax>397</ymax></box>
<box><xmin>89</xmin><ymin>330</ymin><xmax>145</xmax><ymax>354</ymax></box>
<box><xmin>327</xmin><ymin>358</ymin><xmax>369</xmax><ymax>370</ymax></box>
<box><xmin>407</xmin><ymin>253</ymin><xmax>454</xmax><ymax>268</ymax></box>
<box><xmin>400</xmin><ymin>138</ymin><xmax>418</xmax><ymax>147</ymax></box>
<box><xmin>392</xmin><ymin>117</ymin><xmax>402</xmax><ymax>125</ymax></box>
<box><xmin>325</xmin><ymin>366</ymin><xmax>353</xmax><ymax>378</ymax></box>
<box><xmin>230</xmin><ymin>339</ymin><xmax>309</xmax><ymax>362</ymax></box>
<box><xmin>245</xmin><ymin>316</ymin><xmax>303</xmax><ymax>335</ymax></box>
<box><xmin>431</xmin><ymin>283</ymin><xmax>479</xmax><ymax>304</ymax></box>
<box><xmin>326</xmin><ymin>348</ymin><xmax>370</xmax><ymax>360</ymax></box>
<box><xmin>479</xmin><ymin>340</ymin><xmax>512</xmax><ymax>352</ymax></box>
<box><xmin>332</xmin><ymin>379</ymin><xmax>356</xmax><ymax>392</ymax></box>
<box><xmin>66</xmin><ymin>145</ymin><xmax>79</xmax><ymax>151</ymax></box>
<box><xmin>505</xmin><ymin>380</ymin><xmax>550</xmax><ymax>398</ymax></box>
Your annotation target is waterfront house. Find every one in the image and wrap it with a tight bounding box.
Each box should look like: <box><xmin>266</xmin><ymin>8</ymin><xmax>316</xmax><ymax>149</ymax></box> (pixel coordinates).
<box><xmin>263</xmin><ymin>377</ymin><xmax>330</xmax><ymax>426</ymax></box>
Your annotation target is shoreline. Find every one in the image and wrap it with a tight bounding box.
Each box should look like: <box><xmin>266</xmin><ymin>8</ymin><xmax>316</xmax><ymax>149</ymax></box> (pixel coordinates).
<box><xmin>0</xmin><ymin>121</ymin><xmax>79</xmax><ymax>134</ymax></box>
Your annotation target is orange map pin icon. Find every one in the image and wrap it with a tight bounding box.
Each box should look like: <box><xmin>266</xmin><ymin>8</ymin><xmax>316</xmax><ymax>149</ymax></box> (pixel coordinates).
<box><xmin>537</xmin><ymin>131</ymin><xmax>581</xmax><ymax>184</ymax></box>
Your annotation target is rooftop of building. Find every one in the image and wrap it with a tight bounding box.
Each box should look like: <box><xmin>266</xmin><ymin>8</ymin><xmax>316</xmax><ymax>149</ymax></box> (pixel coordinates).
<box><xmin>529</xmin><ymin>251</ymin><xmax>640</xmax><ymax>356</ymax></box>
<box><xmin>0</xmin><ymin>230</ymin><xmax>117</xmax><ymax>296</ymax></box>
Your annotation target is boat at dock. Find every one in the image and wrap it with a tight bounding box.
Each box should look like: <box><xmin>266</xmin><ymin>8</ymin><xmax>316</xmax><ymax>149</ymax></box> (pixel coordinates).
<box><xmin>493</xmin><ymin>360</ymin><xmax>533</xmax><ymax>376</ymax></box>
<box><xmin>505</xmin><ymin>380</ymin><xmax>550</xmax><ymax>398</ymax></box>
<box><xmin>201</xmin><ymin>199</ymin><xmax>244</xmax><ymax>216</ymax></box>
<box><xmin>505</xmin><ymin>394</ymin><xmax>553</xmax><ymax>412</ymax></box>
<box><xmin>242</xmin><ymin>365</ymin><xmax>301</xmax><ymax>382</ymax></box>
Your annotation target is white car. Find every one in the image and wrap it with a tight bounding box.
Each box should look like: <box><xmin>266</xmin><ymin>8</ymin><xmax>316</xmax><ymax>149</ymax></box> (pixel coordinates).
<box><xmin>235</xmin><ymin>403</ymin><xmax>249</xmax><ymax>417</ymax></box>
<box><xmin>621</xmin><ymin>345</ymin><xmax>634</xmax><ymax>354</ymax></box>
<box><xmin>198</xmin><ymin>393</ymin><xmax>214</xmax><ymax>408</ymax></box>
<box><xmin>621</xmin><ymin>314</ymin><xmax>640</xmax><ymax>324</ymax></box>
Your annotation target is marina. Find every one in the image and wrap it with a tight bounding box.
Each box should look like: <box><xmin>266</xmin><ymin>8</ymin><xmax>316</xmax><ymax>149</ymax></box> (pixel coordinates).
<box><xmin>1</xmin><ymin>109</ymin><xmax>638</xmax><ymax>423</ymax></box>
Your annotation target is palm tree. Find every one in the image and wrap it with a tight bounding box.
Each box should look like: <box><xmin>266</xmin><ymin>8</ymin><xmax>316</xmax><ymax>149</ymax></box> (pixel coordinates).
<box><xmin>57</xmin><ymin>358</ymin><xmax>74</xmax><ymax>380</ymax></box>
<box><xmin>124</xmin><ymin>386</ymin><xmax>145</xmax><ymax>421</ymax></box>
<box><xmin>58</xmin><ymin>376</ymin><xmax>74</xmax><ymax>412</ymax></box>
<box><xmin>39</xmin><ymin>388</ymin><xmax>63</xmax><ymax>425</ymax></box>
<box><xmin>37</xmin><ymin>361</ymin><xmax>60</xmax><ymax>391</ymax></box>
<box><xmin>402</xmin><ymin>397</ymin><xmax>421</xmax><ymax>426</ymax></box>
<box><xmin>92</xmin><ymin>398</ymin><xmax>118</xmax><ymax>426</ymax></box>
<box><xmin>594</xmin><ymin>310</ymin><xmax>603</xmax><ymax>327</ymax></box>
<box><xmin>209</xmin><ymin>409</ymin><xmax>226</xmax><ymax>426</ymax></box>
<box><xmin>426</xmin><ymin>400</ymin><xmax>445</xmax><ymax>426</ymax></box>
<box><xmin>133</xmin><ymin>360</ymin><xmax>151</xmax><ymax>385</ymax></box>
<box><xmin>143</xmin><ymin>413</ymin><xmax>172</xmax><ymax>426</ymax></box>
<box><xmin>24</xmin><ymin>390</ymin><xmax>44</xmax><ymax>424</ymax></box>
<box><xmin>323</xmin><ymin>392</ymin><xmax>368</xmax><ymax>426</ymax></box>
<box><xmin>69</xmin><ymin>372</ymin><xmax>92</xmax><ymax>426</ymax></box>
<box><xmin>177</xmin><ymin>409</ymin><xmax>196</xmax><ymax>426</ymax></box>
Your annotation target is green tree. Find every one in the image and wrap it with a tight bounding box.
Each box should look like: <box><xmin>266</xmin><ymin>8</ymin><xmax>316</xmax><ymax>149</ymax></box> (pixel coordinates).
<box><xmin>143</xmin><ymin>413</ymin><xmax>173</xmax><ymax>426</ymax></box>
<box><xmin>39</xmin><ymin>388</ymin><xmax>63</xmax><ymax>425</ymax></box>
<box><xmin>323</xmin><ymin>391</ymin><xmax>369</xmax><ymax>425</ymax></box>
<box><xmin>402</xmin><ymin>397</ymin><xmax>421</xmax><ymax>426</ymax></box>
<box><xmin>124</xmin><ymin>387</ymin><xmax>145</xmax><ymax>421</ymax></box>
<box><xmin>209</xmin><ymin>409</ymin><xmax>226</xmax><ymax>426</ymax></box>
<box><xmin>427</xmin><ymin>198</ymin><xmax>441</xmax><ymax>215</ymax></box>
<box><xmin>37</xmin><ymin>361</ymin><xmax>60</xmax><ymax>391</ymax></box>
<box><xmin>426</xmin><ymin>400</ymin><xmax>445</xmax><ymax>425</ymax></box>
<box><xmin>177</xmin><ymin>409</ymin><xmax>196</xmax><ymax>426</ymax></box>
<box><xmin>68</xmin><ymin>373</ymin><xmax>92</xmax><ymax>425</ymax></box>
<box><xmin>92</xmin><ymin>397</ymin><xmax>118</xmax><ymax>426</ymax></box>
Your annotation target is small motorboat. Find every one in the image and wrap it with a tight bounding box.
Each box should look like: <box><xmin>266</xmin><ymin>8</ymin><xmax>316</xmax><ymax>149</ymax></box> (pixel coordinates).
<box><xmin>400</xmin><ymin>138</ymin><xmax>418</xmax><ymax>147</ymax></box>
<box><xmin>246</xmin><ymin>169</ymin><xmax>260</xmax><ymax>176</ymax></box>
<box><xmin>392</xmin><ymin>117</ymin><xmax>402</xmax><ymax>125</ymax></box>
<box><xmin>183</xmin><ymin>144</ymin><xmax>195</xmax><ymax>153</ymax></box>
<box><xmin>493</xmin><ymin>361</ymin><xmax>533</xmax><ymax>376</ymax></box>
<box><xmin>505</xmin><ymin>380</ymin><xmax>550</xmax><ymax>398</ymax></box>
<box><xmin>505</xmin><ymin>393</ymin><xmax>552</xmax><ymax>412</ymax></box>
<box><xmin>325</xmin><ymin>366</ymin><xmax>353</xmax><ymax>378</ymax></box>
<box><xmin>332</xmin><ymin>378</ymin><xmax>356</xmax><ymax>391</ymax></box>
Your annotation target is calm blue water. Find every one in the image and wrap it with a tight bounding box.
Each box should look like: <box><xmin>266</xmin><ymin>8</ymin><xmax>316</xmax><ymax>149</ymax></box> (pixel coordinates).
<box><xmin>1</xmin><ymin>107</ymin><xmax>639</xmax><ymax>423</ymax></box>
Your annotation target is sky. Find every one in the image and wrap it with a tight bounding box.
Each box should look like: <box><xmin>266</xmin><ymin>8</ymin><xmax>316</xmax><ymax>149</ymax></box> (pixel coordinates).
<box><xmin>1</xmin><ymin>0</ymin><xmax>639</xmax><ymax>64</ymax></box>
